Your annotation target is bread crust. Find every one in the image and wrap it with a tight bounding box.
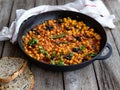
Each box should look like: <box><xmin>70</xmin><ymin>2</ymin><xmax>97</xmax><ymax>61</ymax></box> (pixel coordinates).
<box><xmin>0</xmin><ymin>66</ymin><xmax>35</xmax><ymax>90</ymax></box>
<box><xmin>29</xmin><ymin>71</ymin><xmax>35</xmax><ymax>90</ymax></box>
<box><xmin>0</xmin><ymin>57</ymin><xmax>27</xmax><ymax>83</ymax></box>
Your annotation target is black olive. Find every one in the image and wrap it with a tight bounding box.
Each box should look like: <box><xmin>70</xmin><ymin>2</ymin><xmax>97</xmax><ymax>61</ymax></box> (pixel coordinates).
<box><xmin>46</xmin><ymin>25</ymin><xmax>54</xmax><ymax>31</ymax></box>
<box><xmin>74</xmin><ymin>36</ymin><xmax>81</xmax><ymax>41</ymax></box>
<box><xmin>72</xmin><ymin>48</ymin><xmax>79</xmax><ymax>52</ymax></box>
<box><xmin>31</xmin><ymin>29</ymin><xmax>40</xmax><ymax>35</ymax></box>
<box><xmin>57</xmin><ymin>19</ymin><xmax>63</xmax><ymax>24</ymax></box>
<box><xmin>65</xmin><ymin>26</ymin><xmax>71</xmax><ymax>31</ymax></box>
<box><xmin>82</xmin><ymin>58</ymin><xmax>87</xmax><ymax>62</ymax></box>
<box><xmin>35</xmin><ymin>30</ymin><xmax>40</xmax><ymax>35</ymax></box>
<box><xmin>31</xmin><ymin>28</ymin><xmax>37</xmax><ymax>31</ymax></box>
<box><xmin>77</xmin><ymin>51</ymin><xmax>82</xmax><ymax>54</ymax></box>
<box><xmin>65</xmin><ymin>55</ymin><xmax>71</xmax><ymax>60</ymax></box>
<box><xmin>92</xmin><ymin>45</ymin><xmax>96</xmax><ymax>49</ymax></box>
<box><xmin>74</xmin><ymin>25</ymin><xmax>78</xmax><ymax>29</ymax></box>
<box><xmin>50</xmin><ymin>55</ymin><xmax>55</xmax><ymax>60</ymax></box>
<box><xmin>83</xmin><ymin>34</ymin><xmax>87</xmax><ymax>38</ymax></box>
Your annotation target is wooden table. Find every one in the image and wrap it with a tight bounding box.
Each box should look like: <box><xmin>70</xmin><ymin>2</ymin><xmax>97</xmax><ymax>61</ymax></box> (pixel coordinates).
<box><xmin>0</xmin><ymin>0</ymin><xmax>120</xmax><ymax>90</ymax></box>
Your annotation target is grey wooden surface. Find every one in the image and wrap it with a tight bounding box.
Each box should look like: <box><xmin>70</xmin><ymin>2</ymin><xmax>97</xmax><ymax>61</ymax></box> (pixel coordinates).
<box><xmin>0</xmin><ymin>0</ymin><xmax>120</xmax><ymax>90</ymax></box>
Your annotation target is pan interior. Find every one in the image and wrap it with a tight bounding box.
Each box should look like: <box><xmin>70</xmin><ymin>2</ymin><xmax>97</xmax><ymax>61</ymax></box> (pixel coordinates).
<box><xmin>18</xmin><ymin>10</ymin><xmax>107</xmax><ymax>59</ymax></box>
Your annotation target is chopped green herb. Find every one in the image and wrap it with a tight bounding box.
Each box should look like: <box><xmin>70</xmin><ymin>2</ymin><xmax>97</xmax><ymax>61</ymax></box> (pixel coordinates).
<box><xmin>90</xmin><ymin>53</ymin><xmax>97</xmax><ymax>57</ymax></box>
<box><xmin>50</xmin><ymin>51</ymin><xmax>56</xmax><ymax>59</ymax></box>
<box><xmin>57</xmin><ymin>19</ymin><xmax>63</xmax><ymax>24</ymax></box>
<box><xmin>51</xmin><ymin>33</ymin><xmax>66</xmax><ymax>39</ymax></box>
<box><xmin>28</xmin><ymin>38</ymin><xmax>38</xmax><ymax>46</ymax></box>
<box><xmin>52</xmin><ymin>51</ymin><xmax>56</xmax><ymax>57</ymax></box>
<box><xmin>86</xmin><ymin>53</ymin><xmax>97</xmax><ymax>57</ymax></box>
<box><xmin>38</xmin><ymin>46</ymin><xmax>48</xmax><ymax>55</ymax></box>
<box><xmin>79</xmin><ymin>45</ymin><xmax>86</xmax><ymax>51</ymax></box>
<box><xmin>69</xmin><ymin>52</ymin><xmax>74</xmax><ymax>57</ymax></box>
<box><xmin>40</xmin><ymin>49</ymin><xmax>48</xmax><ymax>55</ymax></box>
<box><xmin>58</xmin><ymin>60</ymin><xmax>64</xmax><ymax>66</ymax></box>
<box><xmin>60</xmin><ymin>51</ymin><xmax>64</xmax><ymax>56</ymax></box>
<box><xmin>65</xmin><ymin>52</ymin><xmax>74</xmax><ymax>60</ymax></box>
<box><xmin>38</xmin><ymin>46</ymin><xmax>43</xmax><ymax>49</ymax></box>
<box><xmin>59</xmin><ymin>61</ymin><xmax>64</xmax><ymax>65</ymax></box>
<box><xmin>51</xmin><ymin>60</ymin><xmax>56</xmax><ymax>65</ymax></box>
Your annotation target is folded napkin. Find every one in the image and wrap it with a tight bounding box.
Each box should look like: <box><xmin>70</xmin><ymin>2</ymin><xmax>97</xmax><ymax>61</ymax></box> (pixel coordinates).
<box><xmin>0</xmin><ymin>0</ymin><xmax>115</xmax><ymax>43</ymax></box>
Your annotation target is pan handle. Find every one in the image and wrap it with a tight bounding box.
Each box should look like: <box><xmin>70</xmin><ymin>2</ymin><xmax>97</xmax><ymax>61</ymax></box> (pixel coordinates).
<box><xmin>94</xmin><ymin>43</ymin><xmax>112</xmax><ymax>60</ymax></box>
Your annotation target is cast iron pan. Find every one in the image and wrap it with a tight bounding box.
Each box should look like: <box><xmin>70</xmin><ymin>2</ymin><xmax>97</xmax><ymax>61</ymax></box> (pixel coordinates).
<box><xmin>18</xmin><ymin>10</ymin><xmax>112</xmax><ymax>71</ymax></box>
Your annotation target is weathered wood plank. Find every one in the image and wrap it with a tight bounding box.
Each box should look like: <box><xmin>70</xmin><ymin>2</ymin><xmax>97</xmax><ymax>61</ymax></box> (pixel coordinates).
<box><xmin>0</xmin><ymin>0</ymin><xmax>13</xmax><ymax>57</ymax></box>
<box><xmin>31</xmin><ymin>0</ymin><xmax>63</xmax><ymax>90</ymax></box>
<box><xmin>32</xmin><ymin>68</ymin><xmax>63</xmax><ymax>90</ymax></box>
<box><xmin>0</xmin><ymin>42</ymin><xmax>4</xmax><ymax>57</ymax></box>
<box><xmin>2</xmin><ymin>0</ymin><xmax>35</xmax><ymax>57</ymax></box>
<box><xmin>0</xmin><ymin>0</ymin><xmax>13</xmax><ymax>29</ymax></box>
<box><xmin>57</xmin><ymin>0</ymin><xmax>98</xmax><ymax>90</ymax></box>
<box><xmin>35</xmin><ymin>0</ymin><xmax>57</xmax><ymax>6</ymax></box>
<box><xmin>57</xmin><ymin>0</ymin><xmax>74</xmax><ymax>5</ymax></box>
<box><xmin>63</xmin><ymin>65</ymin><xmax>99</xmax><ymax>90</ymax></box>
<box><xmin>93</xmin><ymin>0</ymin><xmax>120</xmax><ymax>90</ymax></box>
<box><xmin>93</xmin><ymin>29</ymin><xmax>120</xmax><ymax>90</ymax></box>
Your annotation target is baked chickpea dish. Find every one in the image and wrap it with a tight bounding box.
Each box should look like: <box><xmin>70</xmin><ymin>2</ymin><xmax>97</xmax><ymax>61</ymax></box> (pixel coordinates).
<box><xmin>23</xmin><ymin>17</ymin><xmax>101</xmax><ymax>66</ymax></box>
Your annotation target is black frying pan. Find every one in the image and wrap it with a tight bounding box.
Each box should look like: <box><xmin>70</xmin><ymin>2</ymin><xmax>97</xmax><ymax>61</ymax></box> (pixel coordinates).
<box><xmin>18</xmin><ymin>10</ymin><xmax>112</xmax><ymax>71</ymax></box>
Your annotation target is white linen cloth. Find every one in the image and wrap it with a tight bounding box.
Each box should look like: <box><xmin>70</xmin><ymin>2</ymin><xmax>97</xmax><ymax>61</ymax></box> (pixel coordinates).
<box><xmin>0</xmin><ymin>0</ymin><xmax>115</xmax><ymax>43</ymax></box>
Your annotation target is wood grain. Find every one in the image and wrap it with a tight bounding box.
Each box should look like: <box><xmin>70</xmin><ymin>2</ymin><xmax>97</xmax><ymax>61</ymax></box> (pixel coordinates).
<box><xmin>2</xmin><ymin>0</ymin><xmax>34</xmax><ymax>57</ymax></box>
<box><xmin>0</xmin><ymin>0</ymin><xmax>13</xmax><ymax>57</ymax></box>
<box><xmin>57</xmin><ymin>0</ymin><xmax>74</xmax><ymax>5</ymax></box>
<box><xmin>31</xmin><ymin>66</ymin><xmax>63</xmax><ymax>90</ymax></box>
<box><xmin>63</xmin><ymin>65</ymin><xmax>99</xmax><ymax>90</ymax></box>
<box><xmin>35</xmin><ymin>0</ymin><xmax>57</xmax><ymax>6</ymax></box>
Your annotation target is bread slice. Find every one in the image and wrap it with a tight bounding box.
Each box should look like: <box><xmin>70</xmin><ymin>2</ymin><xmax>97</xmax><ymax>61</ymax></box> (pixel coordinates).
<box><xmin>0</xmin><ymin>66</ymin><xmax>34</xmax><ymax>90</ymax></box>
<box><xmin>0</xmin><ymin>57</ymin><xmax>27</xmax><ymax>83</ymax></box>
